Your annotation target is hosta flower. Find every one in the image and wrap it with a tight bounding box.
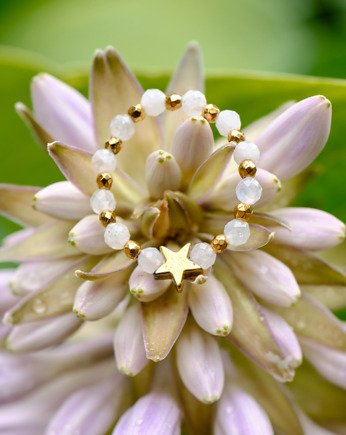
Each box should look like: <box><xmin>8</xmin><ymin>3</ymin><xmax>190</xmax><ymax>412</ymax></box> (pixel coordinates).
<box><xmin>1</xmin><ymin>43</ymin><xmax>346</xmax><ymax>434</ymax></box>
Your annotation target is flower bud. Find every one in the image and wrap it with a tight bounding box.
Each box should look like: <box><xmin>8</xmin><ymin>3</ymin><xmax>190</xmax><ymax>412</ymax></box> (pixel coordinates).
<box><xmin>33</xmin><ymin>181</ymin><xmax>91</xmax><ymax>220</ymax></box>
<box><xmin>146</xmin><ymin>150</ymin><xmax>181</xmax><ymax>199</ymax></box>
<box><xmin>129</xmin><ymin>266</ymin><xmax>171</xmax><ymax>302</ymax></box>
<box><xmin>171</xmin><ymin>116</ymin><xmax>214</xmax><ymax>184</ymax></box>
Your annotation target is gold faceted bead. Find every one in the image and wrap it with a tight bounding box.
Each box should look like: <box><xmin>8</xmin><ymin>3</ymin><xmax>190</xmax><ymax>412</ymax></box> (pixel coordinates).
<box><xmin>96</xmin><ymin>172</ymin><xmax>113</xmax><ymax>190</ymax></box>
<box><xmin>202</xmin><ymin>104</ymin><xmax>220</xmax><ymax>123</ymax></box>
<box><xmin>234</xmin><ymin>203</ymin><xmax>253</xmax><ymax>221</ymax></box>
<box><xmin>211</xmin><ymin>234</ymin><xmax>228</xmax><ymax>253</ymax></box>
<box><xmin>105</xmin><ymin>137</ymin><xmax>122</xmax><ymax>154</ymax></box>
<box><xmin>165</xmin><ymin>93</ymin><xmax>182</xmax><ymax>111</ymax></box>
<box><xmin>238</xmin><ymin>159</ymin><xmax>257</xmax><ymax>178</ymax></box>
<box><xmin>228</xmin><ymin>129</ymin><xmax>245</xmax><ymax>143</ymax></box>
<box><xmin>124</xmin><ymin>240</ymin><xmax>141</xmax><ymax>259</ymax></box>
<box><xmin>128</xmin><ymin>104</ymin><xmax>145</xmax><ymax>122</ymax></box>
<box><xmin>99</xmin><ymin>210</ymin><xmax>116</xmax><ymax>227</ymax></box>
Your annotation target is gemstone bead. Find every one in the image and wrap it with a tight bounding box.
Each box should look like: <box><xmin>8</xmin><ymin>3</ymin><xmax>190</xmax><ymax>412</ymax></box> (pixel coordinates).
<box><xmin>233</xmin><ymin>140</ymin><xmax>260</xmax><ymax>165</ymax></box>
<box><xmin>141</xmin><ymin>89</ymin><xmax>166</xmax><ymax>116</ymax></box>
<box><xmin>224</xmin><ymin>219</ymin><xmax>250</xmax><ymax>246</ymax></box>
<box><xmin>236</xmin><ymin>177</ymin><xmax>262</xmax><ymax>205</ymax></box>
<box><xmin>110</xmin><ymin>114</ymin><xmax>135</xmax><ymax>141</ymax></box>
<box><xmin>104</xmin><ymin>222</ymin><xmax>130</xmax><ymax>250</ymax></box>
<box><xmin>215</xmin><ymin>110</ymin><xmax>241</xmax><ymax>136</ymax></box>
<box><xmin>92</xmin><ymin>149</ymin><xmax>116</xmax><ymax>173</ymax></box>
<box><xmin>211</xmin><ymin>234</ymin><xmax>228</xmax><ymax>253</ymax></box>
<box><xmin>182</xmin><ymin>90</ymin><xmax>207</xmax><ymax>116</ymax></box>
<box><xmin>138</xmin><ymin>247</ymin><xmax>164</xmax><ymax>274</ymax></box>
<box><xmin>190</xmin><ymin>242</ymin><xmax>216</xmax><ymax>269</ymax></box>
<box><xmin>90</xmin><ymin>189</ymin><xmax>116</xmax><ymax>214</ymax></box>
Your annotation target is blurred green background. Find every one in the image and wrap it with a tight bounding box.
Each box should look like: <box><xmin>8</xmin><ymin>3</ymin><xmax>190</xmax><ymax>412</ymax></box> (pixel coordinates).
<box><xmin>0</xmin><ymin>0</ymin><xmax>346</xmax><ymax>240</ymax></box>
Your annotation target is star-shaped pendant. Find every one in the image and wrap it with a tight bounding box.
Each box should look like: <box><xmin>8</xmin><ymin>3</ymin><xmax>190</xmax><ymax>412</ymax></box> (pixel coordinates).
<box><xmin>154</xmin><ymin>243</ymin><xmax>203</xmax><ymax>292</ymax></box>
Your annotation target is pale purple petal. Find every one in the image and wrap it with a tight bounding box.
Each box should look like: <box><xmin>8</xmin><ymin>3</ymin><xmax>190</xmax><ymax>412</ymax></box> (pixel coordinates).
<box><xmin>113</xmin><ymin>391</ymin><xmax>182</xmax><ymax>435</ymax></box>
<box><xmin>256</xmin><ymin>95</ymin><xmax>332</xmax><ymax>181</ymax></box>
<box><xmin>34</xmin><ymin>181</ymin><xmax>92</xmax><ymax>220</ymax></box>
<box><xmin>299</xmin><ymin>336</ymin><xmax>346</xmax><ymax>389</ymax></box>
<box><xmin>188</xmin><ymin>274</ymin><xmax>233</xmax><ymax>336</ymax></box>
<box><xmin>31</xmin><ymin>73</ymin><xmax>97</xmax><ymax>152</ymax></box>
<box><xmin>270</xmin><ymin>207</ymin><xmax>345</xmax><ymax>251</ymax></box>
<box><xmin>6</xmin><ymin>313</ymin><xmax>82</xmax><ymax>352</ymax></box>
<box><xmin>163</xmin><ymin>42</ymin><xmax>204</xmax><ymax>148</ymax></box>
<box><xmin>113</xmin><ymin>305</ymin><xmax>148</xmax><ymax>376</ymax></box>
<box><xmin>68</xmin><ymin>215</ymin><xmax>113</xmax><ymax>255</ymax></box>
<box><xmin>176</xmin><ymin>320</ymin><xmax>224</xmax><ymax>403</ymax></box>
<box><xmin>261</xmin><ymin>307</ymin><xmax>302</xmax><ymax>369</ymax></box>
<box><xmin>230</xmin><ymin>250</ymin><xmax>301</xmax><ymax>306</ymax></box>
<box><xmin>0</xmin><ymin>270</ymin><xmax>17</xmax><ymax>312</ymax></box>
<box><xmin>129</xmin><ymin>266</ymin><xmax>171</xmax><ymax>302</ymax></box>
<box><xmin>214</xmin><ymin>386</ymin><xmax>274</xmax><ymax>435</ymax></box>
<box><xmin>73</xmin><ymin>270</ymin><xmax>129</xmax><ymax>320</ymax></box>
<box><xmin>46</xmin><ymin>374</ymin><xmax>129</xmax><ymax>435</ymax></box>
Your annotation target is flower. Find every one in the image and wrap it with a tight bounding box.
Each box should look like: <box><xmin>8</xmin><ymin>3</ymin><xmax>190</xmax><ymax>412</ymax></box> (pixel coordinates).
<box><xmin>1</xmin><ymin>43</ymin><xmax>346</xmax><ymax>434</ymax></box>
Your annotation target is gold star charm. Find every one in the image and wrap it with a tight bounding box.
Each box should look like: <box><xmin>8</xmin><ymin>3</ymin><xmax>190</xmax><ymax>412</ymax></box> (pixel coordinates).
<box><xmin>154</xmin><ymin>243</ymin><xmax>203</xmax><ymax>292</ymax></box>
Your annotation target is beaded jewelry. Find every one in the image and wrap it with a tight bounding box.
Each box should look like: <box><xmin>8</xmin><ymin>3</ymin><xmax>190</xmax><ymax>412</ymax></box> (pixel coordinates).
<box><xmin>89</xmin><ymin>89</ymin><xmax>263</xmax><ymax>292</ymax></box>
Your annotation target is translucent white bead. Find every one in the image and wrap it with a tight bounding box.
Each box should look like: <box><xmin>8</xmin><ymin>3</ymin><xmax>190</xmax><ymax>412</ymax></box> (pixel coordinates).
<box><xmin>215</xmin><ymin>110</ymin><xmax>241</xmax><ymax>136</ymax></box>
<box><xmin>236</xmin><ymin>177</ymin><xmax>262</xmax><ymax>205</ymax></box>
<box><xmin>141</xmin><ymin>89</ymin><xmax>166</xmax><ymax>116</ymax></box>
<box><xmin>110</xmin><ymin>114</ymin><xmax>135</xmax><ymax>141</ymax></box>
<box><xmin>234</xmin><ymin>141</ymin><xmax>260</xmax><ymax>165</ymax></box>
<box><xmin>104</xmin><ymin>222</ymin><xmax>130</xmax><ymax>250</ymax></box>
<box><xmin>92</xmin><ymin>149</ymin><xmax>116</xmax><ymax>173</ymax></box>
<box><xmin>182</xmin><ymin>90</ymin><xmax>207</xmax><ymax>116</ymax></box>
<box><xmin>138</xmin><ymin>248</ymin><xmax>164</xmax><ymax>274</ymax></box>
<box><xmin>90</xmin><ymin>190</ymin><xmax>116</xmax><ymax>214</ymax></box>
<box><xmin>224</xmin><ymin>219</ymin><xmax>250</xmax><ymax>246</ymax></box>
<box><xmin>190</xmin><ymin>242</ymin><xmax>216</xmax><ymax>269</ymax></box>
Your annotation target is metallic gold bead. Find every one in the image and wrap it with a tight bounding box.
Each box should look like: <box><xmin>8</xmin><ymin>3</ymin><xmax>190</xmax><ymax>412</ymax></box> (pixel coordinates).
<box><xmin>99</xmin><ymin>210</ymin><xmax>116</xmax><ymax>227</ymax></box>
<box><xmin>234</xmin><ymin>203</ymin><xmax>253</xmax><ymax>221</ymax></box>
<box><xmin>105</xmin><ymin>137</ymin><xmax>122</xmax><ymax>154</ymax></box>
<box><xmin>228</xmin><ymin>129</ymin><xmax>245</xmax><ymax>143</ymax></box>
<box><xmin>96</xmin><ymin>172</ymin><xmax>113</xmax><ymax>190</ymax></box>
<box><xmin>124</xmin><ymin>240</ymin><xmax>141</xmax><ymax>259</ymax></box>
<box><xmin>238</xmin><ymin>159</ymin><xmax>257</xmax><ymax>178</ymax></box>
<box><xmin>165</xmin><ymin>93</ymin><xmax>182</xmax><ymax>111</ymax></box>
<box><xmin>202</xmin><ymin>104</ymin><xmax>220</xmax><ymax>123</ymax></box>
<box><xmin>211</xmin><ymin>234</ymin><xmax>228</xmax><ymax>253</ymax></box>
<box><xmin>128</xmin><ymin>104</ymin><xmax>145</xmax><ymax>122</ymax></box>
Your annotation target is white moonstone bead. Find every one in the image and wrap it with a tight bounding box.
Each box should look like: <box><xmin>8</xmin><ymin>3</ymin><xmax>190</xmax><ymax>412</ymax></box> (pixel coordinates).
<box><xmin>92</xmin><ymin>149</ymin><xmax>117</xmax><ymax>173</ymax></box>
<box><xmin>224</xmin><ymin>219</ymin><xmax>250</xmax><ymax>246</ymax></box>
<box><xmin>110</xmin><ymin>114</ymin><xmax>135</xmax><ymax>141</ymax></box>
<box><xmin>190</xmin><ymin>242</ymin><xmax>216</xmax><ymax>269</ymax></box>
<box><xmin>104</xmin><ymin>222</ymin><xmax>130</xmax><ymax>250</ymax></box>
<box><xmin>141</xmin><ymin>89</ymin><xmax>166</xmax><ymax>116</ymax></box>
<box><xmin>182</xmin><ymin>90</ymin><xmax>207</xmax><ymax>116</ymax></box>
<box><xmin>215</xmin><ymin>110</ymin><xmax>241</xmax><ymax>136</ymax></box>
<box><xmin>236</xmin><ymin>177</ymin><xmax>262</xmax><ymax>205</ymax></box>
<box><xmin>90</xmin><ymin>190</ymin><xmax>116</xmax><ymax>214</ymax></box>
<box><xmin>138</xmin><ymin>247</ymin><xmax>164</xmax><ymax>274</ymax></box>
<box><xmin>233</xmin><ymin>141</ymin><xmax>260</xmax><ymax>165</ymax></box>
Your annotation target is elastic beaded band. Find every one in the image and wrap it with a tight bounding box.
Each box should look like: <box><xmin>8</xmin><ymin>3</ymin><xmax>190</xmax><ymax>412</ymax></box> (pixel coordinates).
<box><xmin>90</xmin><ymin>89</ymin><xmax>262</xmax><ymax>292</ymax></box>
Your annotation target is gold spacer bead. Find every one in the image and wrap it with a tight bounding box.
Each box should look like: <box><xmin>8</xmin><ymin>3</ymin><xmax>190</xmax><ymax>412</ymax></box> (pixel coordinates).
<box><xmin>238</xmin><ymin>159</ymin><xmax>257</xmax><ymax>178</ymax></box>
<box><xmin>228</xmin><ymin>129</ymin><xmax>245</xmax><ymax>144</ymax></box>
<box><xmin>99</xmin><ymin>210</ymin><xmax>116</xmax><ymax>227</ymax></box>
<box><xmin>165</xmin><ymin>93</ymin><xmax>182</xmax><ymax>111</ymax></box>
<box><xmin>202</xmin><ymin>104</ymin><xmax>220</xmax><ymax>123</ymax></box>
<box><xmin>105</xmin><ymin>137</ymin><xmax>123</xmax><ymax>154</ymax></box>
<box><xmin>211</xmin><ymin>234</ymin><xmax>228</xmax><ymax>253</ymax></box>
<box><xmin>124</xmin><ymin>240</ymin><xmax>141</xmax><ymax>259</ymax></box>
<box><xmin>128</xmin><ymin>104</ymin><xmax>145</xmax><ymax>122</ymax></box>
<box><xmin>234</xmin><ymin>203</ymin><xmax>253</xmax><ymax>221</ymax></box>
<box><xmin>96</xmin><ymin>172</ymin><xmax>113</xmax><ymax>190</ymax></box>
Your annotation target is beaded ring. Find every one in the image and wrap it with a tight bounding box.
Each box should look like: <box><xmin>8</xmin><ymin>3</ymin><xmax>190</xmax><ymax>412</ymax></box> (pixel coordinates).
<box><xmin>89</xmin><ymin>89</ymin><xmax>263</xmax><ymax>292</ymax></box>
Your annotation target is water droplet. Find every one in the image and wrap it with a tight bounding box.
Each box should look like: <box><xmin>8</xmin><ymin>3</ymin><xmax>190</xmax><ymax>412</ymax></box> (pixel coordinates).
<box><xmin>32</xmin><ymin>298</ymin><xmax>47</xmax><ymax>314</ymax></box>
